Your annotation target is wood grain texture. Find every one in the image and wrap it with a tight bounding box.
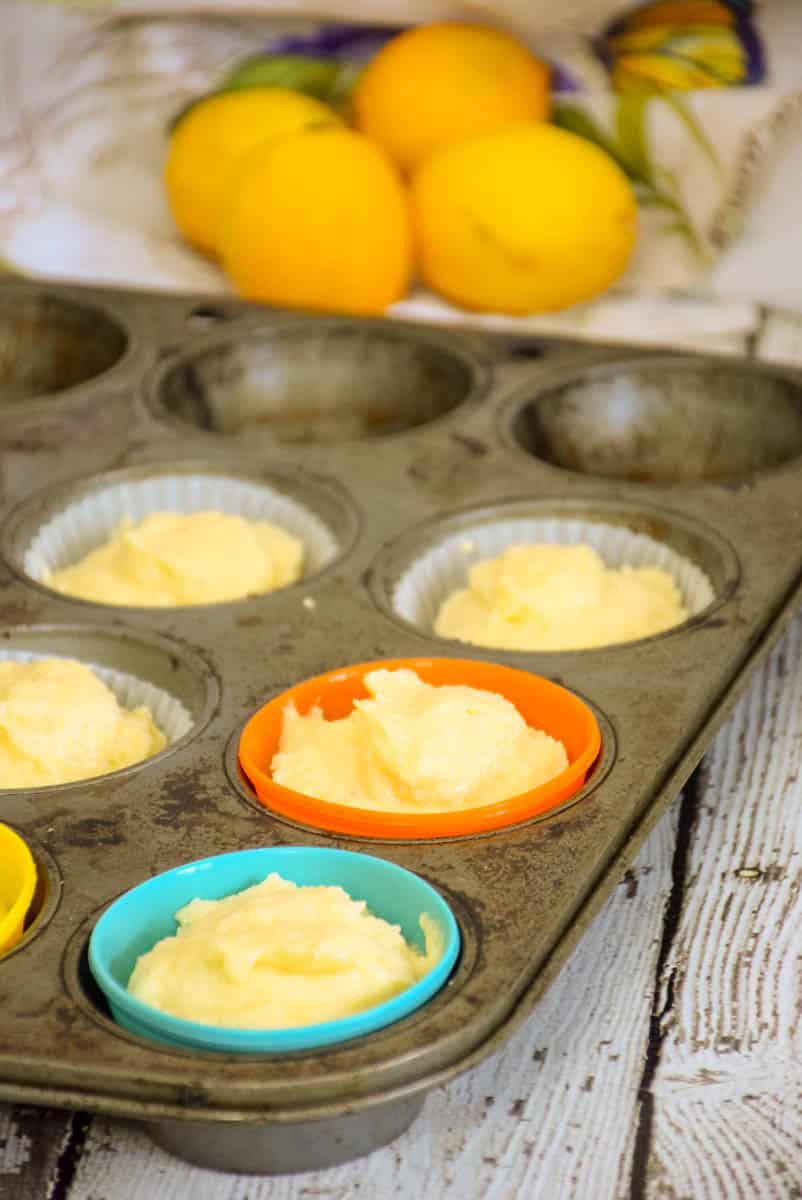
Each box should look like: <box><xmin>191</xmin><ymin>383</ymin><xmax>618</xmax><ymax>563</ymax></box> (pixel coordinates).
<box><xmin>648</xmin><ymin>615</ymin><xmax>802</xmax><ymax>1198</ymax></box>
<box><xmin>0</xmin><ymin>1107</ymin><xmax>81</xmax><ymax>1200</ymax></box>
<box><xmin>10</xmin><ymin>813</ymin><xmax>676</xmax><ymax>1200</ymax></box>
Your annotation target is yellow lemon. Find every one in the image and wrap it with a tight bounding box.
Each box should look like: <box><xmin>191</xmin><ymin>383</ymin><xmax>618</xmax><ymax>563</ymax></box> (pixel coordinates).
<box><xmin>165</xmin><ymin>88</ymin><xmax>340</xmax><ymax>257</ymax></box>
<box><xmin>353</xmin><ymin>22</ymin><xmax>550</xmax><ymax>172</ymax></box>
<box><xmin>221</xmin><ymin>127</ymin><xmax>412</xmax><ymax>316</ymax></box>
<box><xmin>411</xmin><ymin>123</ymin><xmax>638</xmax><ymax>314</ymax></box>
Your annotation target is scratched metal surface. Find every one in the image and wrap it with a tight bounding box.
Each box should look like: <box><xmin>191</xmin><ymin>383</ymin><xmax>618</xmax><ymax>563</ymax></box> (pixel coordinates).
<box><xmin>0</xmin><ymin>279</ymin><xmax>801</xmax><ymax>1162</ymax></box>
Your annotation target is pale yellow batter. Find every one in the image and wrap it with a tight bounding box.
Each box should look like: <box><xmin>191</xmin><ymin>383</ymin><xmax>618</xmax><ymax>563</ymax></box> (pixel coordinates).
<box><xmin>44</xmin><ymin>510</ymin><xmax>304</xmax><ymax>607</ymax></box>
<box><xmin>127</xmin><ymin>872</ymin><xmax>442</xmax><ymax>1028</ymax></box>
<box><xmin>0</xmin><ymin>659</ymin><xmax>166</xmax><ymax>788</ymax></box>
<box><xmin>434</xmin><ymin>543</ymin><xmax>688</xmax><ymax>651</ymax></box>
<box><xmin>271</xmin><ymin>667</ymin><xmax>568</xmax><ymax>812</ymax></box>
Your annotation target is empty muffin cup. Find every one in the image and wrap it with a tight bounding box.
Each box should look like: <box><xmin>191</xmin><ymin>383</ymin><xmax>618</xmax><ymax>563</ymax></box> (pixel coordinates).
<box><xmin>88</xmin><ymin>846</ymin><xmax>461</xmax><ymax>1053</ymax></box>
<box><xmin>0</xmin><ymin>824</ymin><xmax>37</xmax><ymax>954</ymax></box>
<box><xmin>388</xmin><ymin>512</ymin><xmax>716</xmax><ymax>652</ymax></box>
<box><xmin>506</xmin><ymin>358</ymin><xmax>802</xmax><ymax>483</ymax></box>
<box><xmin>150</xmin><ymin>319</ymin><xmax>486</xmax><ymax>444</ymax></box>
<box><xmin>0</xmin><ymin>286</ymin><xmax>128</xmax><ymax>406</ymax></box>
<box><xmin>238</xmin><ymin>658</ymin><xmax>602</xmax><ymax>838</ymax></box>
<box><xmin>18</xmin><ymin>468</ymin><xmax>340</xmax><ymax>608</ymax></box>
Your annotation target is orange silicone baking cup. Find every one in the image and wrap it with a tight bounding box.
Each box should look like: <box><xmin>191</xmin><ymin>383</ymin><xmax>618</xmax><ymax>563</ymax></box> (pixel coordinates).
<box><xmin>238</xmin><ymin>657</ymin><xmax>602</xmax><ymax>839</ymax></box>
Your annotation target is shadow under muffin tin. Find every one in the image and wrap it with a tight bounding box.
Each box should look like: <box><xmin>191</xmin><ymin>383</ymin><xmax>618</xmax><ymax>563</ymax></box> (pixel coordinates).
<box><xmin>1</xmin><ymin>279</ymin><xmax>801</xmax><ymax>1175</ymax></box>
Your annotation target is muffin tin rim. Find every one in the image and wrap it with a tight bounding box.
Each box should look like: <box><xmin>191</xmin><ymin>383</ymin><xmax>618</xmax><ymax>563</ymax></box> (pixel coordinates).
<box><xmin>0</xmin><ymin>457</ymin><xmax>362</xmax><ymax>614</ymax></box>
<box><xmin>0</xmin><ymin>280</ymin><xmax>143</xmax><ymax>413</ymax></box>
<box><xmin>495</xmin><ymin>351</ymin><xmax>802</xmax><ymax>486</ymax></box>
<box><xmin>142</xmin><ymin>313</ymin><xmax>495</xmax><ymax>446</ymax></box>
<box><xmin>224</xmin><ymin>704</ymin><xmax>618</xmax><ymax>845</ymax></box>
<box><xmin>62</xmin><ymin>870</ymin><xmax>479</xmax><ymax>1063</ymax></box>
<box><xmin>0</xmin><ymin>622</ymin><xmax>220</xmax><ymax>795</ymax></box>
<box><xmin>366</xmin><ymin>493</ymin><xmax>741</xmax><ymax>656</ymax></box>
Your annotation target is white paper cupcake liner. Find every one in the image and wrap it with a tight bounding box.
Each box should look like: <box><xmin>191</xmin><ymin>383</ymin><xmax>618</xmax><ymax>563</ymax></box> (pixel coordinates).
<box><xmin>0</xmin><ymin>650</ymin><xmax>192</xmax><ymax>746</ymax></box>
<box><xmin>393</xmin><ymin>516</ymin><xmax>716</xmax><ymax>638</ymax></box>
<box><xmin>23</xmin><ymin>473</ymin><xmax>339</xmax><ymax>596</ymax></box>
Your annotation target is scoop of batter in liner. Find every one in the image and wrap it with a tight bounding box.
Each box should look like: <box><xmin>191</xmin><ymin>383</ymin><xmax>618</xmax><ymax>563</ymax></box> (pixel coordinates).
<box><xmin>45</xmin><ymin>510</ymin><xmax>304</xmax><ymax>606</ymax></box>
<box><xmin>0</xmin><ymin>658</ymin><xmax>165</xmax><ymax>788</ymax></box>
<box><xmin>435</xmin><ymin>543</ymin><xmax>687</xmax><ymax>651</ymax></box>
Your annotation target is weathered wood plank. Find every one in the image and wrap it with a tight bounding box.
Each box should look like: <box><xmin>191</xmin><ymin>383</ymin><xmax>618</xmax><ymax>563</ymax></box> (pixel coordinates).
<box><xmin>0</xmin><ymin>1106</ymin><xmax>85</xmax><ymax>1200</ymax></box>
<box><xmin>55</xmin><ymin>815</ymin><xmax>676</xmax><ymax>1199</ymax></box>
<box><xmin>649</xmin><ymin>615</ymin><xmax>802</xmax><ymax>1198</ymax></box>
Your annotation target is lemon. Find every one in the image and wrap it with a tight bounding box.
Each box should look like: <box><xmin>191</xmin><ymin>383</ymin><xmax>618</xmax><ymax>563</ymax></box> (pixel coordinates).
<box><xmin>221</xmin><ymin>127</ymin><xmax>412</xmax><ymax>316</ymax></box>
<box><xmin>353</xmin><ymin>22</ymin><xmax>550</xmax><ymax>172</ymax></box>
<box><xmin>411</xmin><ymin>122</ymin><xmax>638</xmax><ymax>314</ymax></box>
<box><xmin>165</xmin><ymin>88</ymin><xmax>340</xmax><ymax>257</ymax></box>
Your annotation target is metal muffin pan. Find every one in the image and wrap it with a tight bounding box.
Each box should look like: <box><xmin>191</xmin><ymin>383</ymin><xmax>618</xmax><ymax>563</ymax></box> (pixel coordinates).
<box><xmin>149</xmin><ymin>316</ymin><xmax>490</xmax><ymax>444</ymax></box>
<box><xmin>502</xmin><ymin>355</ymin><xmax>802</xmax><ymax>483</ymax></box>
<box><xmin>3</xmin><ymin>459</ymin><xmax>359</xmax><ymax>600</ymax></box>
<box><xmin>368</xmin><ymin>495</ymin><xmax>736</xmax><ymax>648</ymax></box>
<box><xmin>1</xmin><ymin>278</ymin><xmax>802</xmax><ymax>1174</ymax></box>
<box><xmin>0</xmin><ymin>288</ymin><xmax>132</xmax><ymax>409</ymax></box>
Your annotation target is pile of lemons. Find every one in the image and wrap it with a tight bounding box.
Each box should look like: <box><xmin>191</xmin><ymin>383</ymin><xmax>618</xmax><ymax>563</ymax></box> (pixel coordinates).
<box><xmin>165</xmin><ymin>22</ymin><xmax>637</xmax><ymax>317</ymax></box>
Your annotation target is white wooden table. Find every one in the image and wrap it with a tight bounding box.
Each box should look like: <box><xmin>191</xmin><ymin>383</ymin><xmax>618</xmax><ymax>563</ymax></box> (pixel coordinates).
<box><xmin>2</xmin><ymin>314</ymin><xmax>802</xmax><ymax>1200</ymax></box>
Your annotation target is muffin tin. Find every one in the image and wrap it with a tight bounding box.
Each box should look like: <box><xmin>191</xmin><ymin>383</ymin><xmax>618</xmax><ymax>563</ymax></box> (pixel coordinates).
<box><xmin>2</xmin><ymin>278</ymin><xmax>802</xmax><ymax>1175</ymax></box>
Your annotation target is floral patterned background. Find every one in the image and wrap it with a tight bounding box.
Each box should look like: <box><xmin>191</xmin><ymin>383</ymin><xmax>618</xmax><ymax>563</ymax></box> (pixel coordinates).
<box><xmin>3</xmin><ymin>0</ymin><xmax>802</xmax><ymax>348</ymax></box>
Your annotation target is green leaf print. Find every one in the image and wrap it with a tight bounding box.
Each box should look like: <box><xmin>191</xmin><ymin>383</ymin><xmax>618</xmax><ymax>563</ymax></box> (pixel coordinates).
<box><xmin>661</xmin><ymin>92</ymin><xmax>722</xmax><ymax>176</ymax></box>
<box><xmin>222</xmin><ymin>56</ymin><xmax>342</xmax><ymax>103</ymax></box>
<box><xmin>613</xmin><ymin>94</ymin><xmax>651</xmax><ymax>183</ymax></box>
<box><xmin>168</xmin><ymin>54</ymin><xmax>361</xmax><ymax>134</ymax></box>
<box><xmin>553</xmin><ymin>106</ymin><xmax>617</xmax><ymax>157</ymax></box>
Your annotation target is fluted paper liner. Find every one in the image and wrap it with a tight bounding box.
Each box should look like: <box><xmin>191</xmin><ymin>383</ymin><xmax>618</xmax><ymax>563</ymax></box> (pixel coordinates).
<box><xmin>0</xmin><ymin>650</ymin><xmax>191</xmax><ymax>746</ymax></box>
<box><xmin>23</xmin><ymin>473</ymin><xmax>338</xmax><ymax>601</ymax></box>
<box><xmin>393</xmin><ymin>516</ymin><xmax>716</xmax><ymax>643</ymax></box>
